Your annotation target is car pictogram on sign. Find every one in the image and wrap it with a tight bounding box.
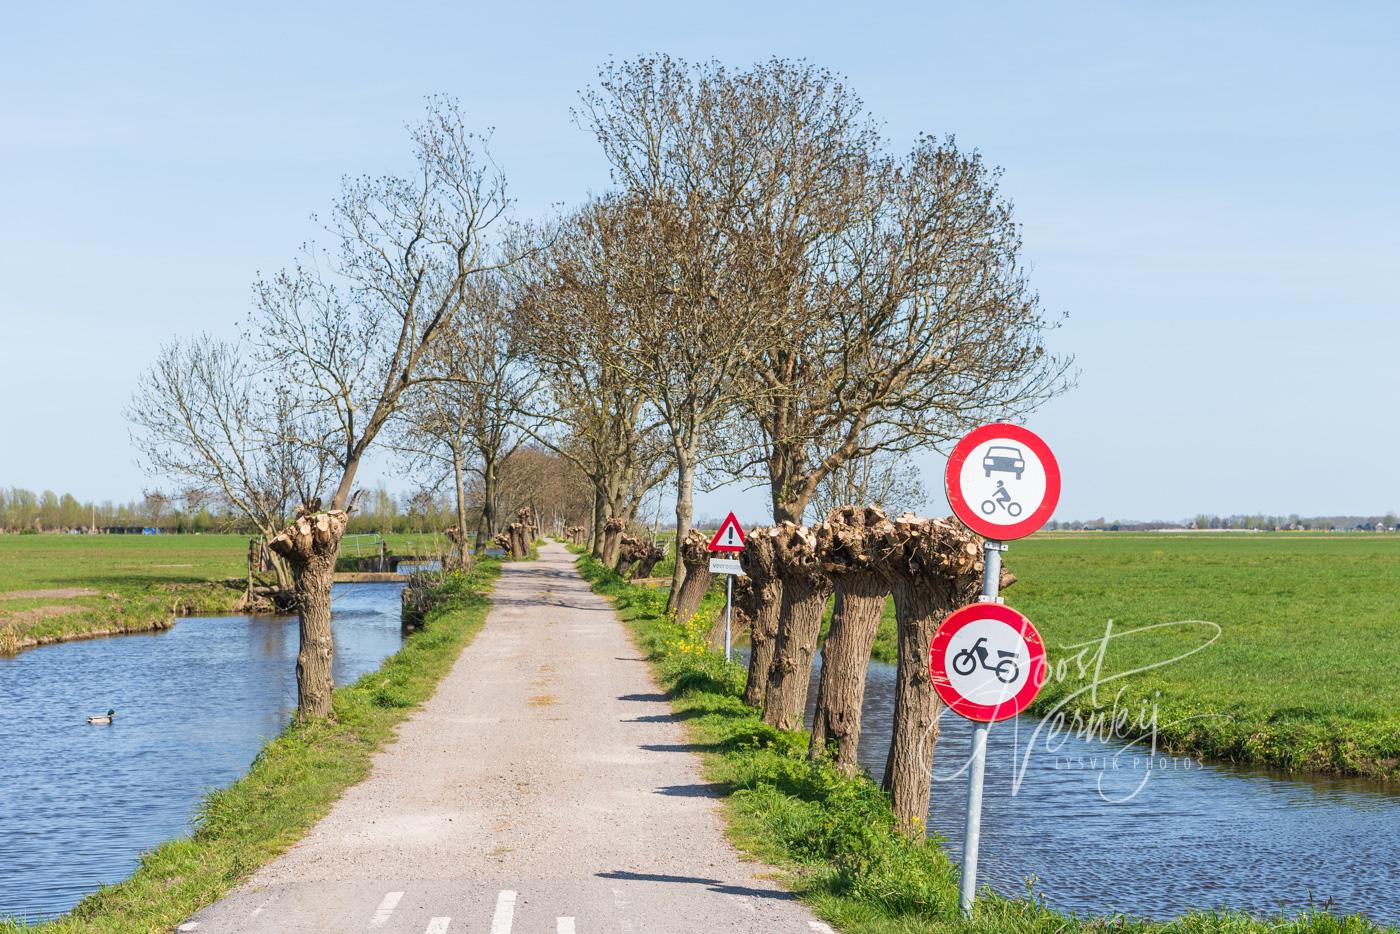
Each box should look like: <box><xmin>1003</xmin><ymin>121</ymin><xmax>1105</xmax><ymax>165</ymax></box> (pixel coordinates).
<box><xmin>982</xmin><ymin>445</ymin><xmax>1025</xmax><ymax>480</ymax></box>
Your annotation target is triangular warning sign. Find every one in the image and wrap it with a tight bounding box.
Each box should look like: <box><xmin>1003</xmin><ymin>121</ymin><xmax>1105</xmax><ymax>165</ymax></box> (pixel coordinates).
<box><xmin>708</xmin><ymin>512</ymin><xmax>746</xmax><ymax>552</ymax></box>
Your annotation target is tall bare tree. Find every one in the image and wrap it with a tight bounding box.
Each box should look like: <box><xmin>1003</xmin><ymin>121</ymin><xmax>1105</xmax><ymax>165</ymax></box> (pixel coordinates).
<box><xmin>136</xmin><ymin>98</ymin><xmax>510</xmax><ymax>720</ymax></box>
<box><xmin>509</xmin><ymin>202</ymin><xmax>671</xmax><ymax>555</ymax></box>
<box><xmin>395</xmin><ymin>271</ymin><xmax>540</xmax><ymax>565</ymax></box>
<box><xmin>578</xmin><ymin>58</ymin><xmax>780</xmax><ymax>608</ymax></box>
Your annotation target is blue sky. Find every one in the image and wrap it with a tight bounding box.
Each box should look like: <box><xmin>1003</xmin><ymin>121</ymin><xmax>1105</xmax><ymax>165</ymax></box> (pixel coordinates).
<box><xmin>1</xmin><ymin>2</ymin><xmax>1396</xmax><ymax>523</ymax></box>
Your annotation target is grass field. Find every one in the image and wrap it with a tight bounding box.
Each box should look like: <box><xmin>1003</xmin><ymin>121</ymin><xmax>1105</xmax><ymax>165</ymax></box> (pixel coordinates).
<box><xmin>869</xmin><ymin>533</ymin><xmax>1400</xmax><ymax>779</ymax></box>
<box><xmin>578</xmin><ymin>551</ymin><xmax>1390</xmax><ymax>933</ymax></box>
<box><xmin>0</xmin><ymin>535</ymin><xmax>249</xmax><ymax>651</ymax></box>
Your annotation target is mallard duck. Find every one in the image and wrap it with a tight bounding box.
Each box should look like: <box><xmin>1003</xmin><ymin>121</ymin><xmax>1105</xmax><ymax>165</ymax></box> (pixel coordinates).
<box><xmin>87</xmin><ymin>709</ymin><xmax>115</xmax><ymax>725</ymax></box>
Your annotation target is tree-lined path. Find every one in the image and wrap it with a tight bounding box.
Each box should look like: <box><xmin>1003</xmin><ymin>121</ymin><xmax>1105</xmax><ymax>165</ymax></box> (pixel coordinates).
<box><xmin>184</xmin><ymin>542</ymin><xmax>825</xmax><ymax>933</ymax></box>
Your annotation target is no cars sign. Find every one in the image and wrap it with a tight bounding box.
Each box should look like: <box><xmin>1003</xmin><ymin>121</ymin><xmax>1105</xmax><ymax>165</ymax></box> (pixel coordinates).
<box><xmin>945</xmin><ymin>423</ymin><xmax>1060</xmax><ymax>540</ymax></box>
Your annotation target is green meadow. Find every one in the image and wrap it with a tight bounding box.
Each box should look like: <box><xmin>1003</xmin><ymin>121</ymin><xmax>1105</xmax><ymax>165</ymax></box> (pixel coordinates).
<box><xmin>0</xmin><ymin>534</ymin><xmax>248</xmax><ymax>650</ymax></box>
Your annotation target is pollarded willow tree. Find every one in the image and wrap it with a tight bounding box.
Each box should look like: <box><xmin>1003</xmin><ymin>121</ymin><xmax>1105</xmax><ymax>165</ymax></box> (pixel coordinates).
<box><xmin>134</xmin><ymin>97</ymin><xmax>512</xmax><ymax>720</ymax></box>
<box><xmin>809</xmin><ymin>506</ymin><xmax>894</xmax><ymax>775</ymax></box>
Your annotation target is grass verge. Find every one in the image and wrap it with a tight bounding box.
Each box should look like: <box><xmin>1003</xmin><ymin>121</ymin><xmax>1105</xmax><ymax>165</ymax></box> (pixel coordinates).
<box><xmin>3</xmin><ymin>558</ymin><xmax>501</xmax><ymax>934</ymax></box>
<box><xmin>574</xmin><ymin>550</ymin><xmax>1392</xmax><ymax>934</ymax></box>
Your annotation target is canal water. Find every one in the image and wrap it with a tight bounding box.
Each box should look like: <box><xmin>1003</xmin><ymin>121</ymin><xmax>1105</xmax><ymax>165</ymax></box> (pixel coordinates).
<box><xmin>0</xmin><ymin>582</ymin><xmax>405</xmax><ymax>924</ymax></box>
<box><xmin>799</xmin><ymin>655</ymin><xmax>1400</xmax><ymax>924</ymax></box>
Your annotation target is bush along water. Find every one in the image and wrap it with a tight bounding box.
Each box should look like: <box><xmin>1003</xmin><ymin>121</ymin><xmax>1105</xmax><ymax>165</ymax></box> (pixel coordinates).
<box><xmin>575</xmin><ymin>551</ymin><xmax>1393</xmax><ymax>934</ymax></box>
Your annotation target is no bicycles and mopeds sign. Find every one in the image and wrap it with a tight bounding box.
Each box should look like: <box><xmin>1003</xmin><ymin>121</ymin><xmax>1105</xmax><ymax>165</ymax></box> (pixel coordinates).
<box><xmin>929</xmin><ymin>603</ymin><xmax>1047</xmax><ymax>722</ymax></box>
<box><xmin>944</xmin><ymin>422</ymin><xmax>1061</xmax><ymax>541</ymax></box>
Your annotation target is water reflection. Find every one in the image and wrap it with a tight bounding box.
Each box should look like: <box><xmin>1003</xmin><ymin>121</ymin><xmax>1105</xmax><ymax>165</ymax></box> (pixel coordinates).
<box><xmin>0</xmin><ymin>583</ymin><xmax>405</xmax><ymax>923</ymax></box>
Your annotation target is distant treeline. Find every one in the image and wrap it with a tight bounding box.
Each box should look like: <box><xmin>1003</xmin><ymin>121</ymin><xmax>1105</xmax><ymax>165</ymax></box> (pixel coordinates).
<box><xmin>1049</xmin><ymin>513</ymin><xmax>1398</xmax><ymax>532</ymax></box>
<box><xmin>0</xmin><ymin>450</ymin><xmax>591</xmax><ymax>539</ymax></box>
<box><xmin>0</xmin><ymin>485</ymin><xmax>467</xmax><ymax>536</ymax></box>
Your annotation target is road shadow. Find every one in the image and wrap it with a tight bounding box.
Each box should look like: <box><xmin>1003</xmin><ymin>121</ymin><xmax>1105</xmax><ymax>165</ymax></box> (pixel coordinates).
<box><xmin>596</xmin><ymin>870</ymin><xmax>798</xmax><ymax>901</ymax></box>
<box><xmin>638</xmin><ymin>742</ymin><xmax>723</xmax><ymax>753</ymax></box>
<box><xmin>618</xmin><ymin>692</ymin><xmax>669</xmax><ymax>703</ymax></box>
<box><xmin>653</xmin><ymin>781</ymin><xmax>732</xmax><ymax>798</ymax></box>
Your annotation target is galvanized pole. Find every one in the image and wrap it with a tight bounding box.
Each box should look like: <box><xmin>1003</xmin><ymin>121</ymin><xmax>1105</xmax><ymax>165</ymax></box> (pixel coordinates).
<box><xmin>724</xmin><ymin>573</ymin><xmax>733</xmax><ymax>661</ymax></box>
<box><xmin>959</xmin><ymin>538</ymin><xmax>1006</xmax><ymax>917</ymax></box>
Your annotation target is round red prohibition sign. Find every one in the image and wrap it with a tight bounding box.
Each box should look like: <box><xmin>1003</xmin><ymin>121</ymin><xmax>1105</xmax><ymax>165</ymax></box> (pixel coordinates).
<box><xmin>945</xmin><ymin>423</ymin><xmax>1060</xmax><ymax>540</ymax></box>
<box><xmin>930</xmin><ymin>603</ymin><xmax>1047</xmax><ymax>722</ymax></box>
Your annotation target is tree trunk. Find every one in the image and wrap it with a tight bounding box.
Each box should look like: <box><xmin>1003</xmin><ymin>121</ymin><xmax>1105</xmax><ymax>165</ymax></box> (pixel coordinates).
<box><xmin>600</xmin><ymin>517</ymin><xmax>624</xmax><ymax>567</ymax></box>
<box><xmin>671</xmin><ymin>529</ymin><xmax>713</xmax><ymax>624</ymax></box>
<box><xmin>809</xmin><ymin>507</ymin><xmax>893</xmax><ymax>774</ymax></box>
<box><xmin>739</xmin><ymin>528</ymin><xmax>783</xmax><ymax>708</ymax></box>
<box><xmin>269</xmin><ymin>509</ymin><xmax>349</xmax><ymax>720</ymax></box>
<box><xmin>883</xmin><ymin>579</ymin><xmax>948</xmax><ymax>831</ymax></box>
<box><xmin>768</xmin><ymin>434</ymin><xmax>813</xmax><ymax>525</ymax></box>
<box><xmin>875</xmin><ymin>516</ymin><xmax>988</xmax><ymax>833</ymax></box>
<box><xmin>632</xmin><ymin>541</ymin><xmax>664</xmax><ymax>579</ymax></box>
<box><xmin>761</xmin><ymin>523</ymin><xmax>832</xmax><ymax>731</ymax></box>
<box><xmin>451</xmin><ymin>445</ymin><xmax>470</xmax><ymax>569</ymax></box>
<box><xmin>477</xmin><ymin>457</ymin><xmax>498</xmax><ymax>555</ymax></box>
<box><xmin>667</xmin><ymin>454</ymin><xmax>695</xmax><ymax>612</ymax></box>
<box><xmin>590</xmin><ymin>487</ymin><xmax>606</xmax><ymax>557</ymax></box>
<box><xmin>615</xmin><ymin>534</ymin><xmax>643</xmax><ymax>576</ymax></box>
<box><xmin>508</xmin><ymin>522</ymin><xmax>528</xmax><ymax>558</ymax></box>
<box><xmin>809</xmin><ymin>571</ymin><xmax>886</xmax><ymax>774</ymax></box>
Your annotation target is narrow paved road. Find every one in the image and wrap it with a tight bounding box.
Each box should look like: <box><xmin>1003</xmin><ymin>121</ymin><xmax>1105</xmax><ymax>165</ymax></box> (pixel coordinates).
<box><xmin>184</xmin><ymin>542</ymin><xmax>828</xmax><ymax>934</ymax></box>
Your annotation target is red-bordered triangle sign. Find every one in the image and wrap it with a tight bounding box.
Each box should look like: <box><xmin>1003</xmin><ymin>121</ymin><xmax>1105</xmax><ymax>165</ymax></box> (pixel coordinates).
<box><xmin>708</xmin><ymin>512</ymin><xmax>746</xmax><ymax>552</ymax></box>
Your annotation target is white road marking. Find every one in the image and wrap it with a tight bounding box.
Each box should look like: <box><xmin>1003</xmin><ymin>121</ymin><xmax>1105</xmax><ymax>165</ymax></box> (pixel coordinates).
<box><xmin>425</xmin><ymin>918</ymin><xmax>452</xmax><ymax>934</ymax></box>
<box><xmin>490</xmin><ymin>890</ymin><xmax>518</xmax><ymax>934</ymax></box>
<box><xmin>557</xmin><ymin>918</ymin><xmax>576</xmax><ymax>934</ymax></box>
<box><xmin>611</xmin><ymin>887</ymin><xmax>634</xmax><ymax>933</ymax></box>
<box><xmin>370</xmin><ymin>891</ymin><xmax>404</xmax><ymax>927</ymax></box>
<box><xmin>808</xmin><ymin>923</ymin><xmax>837</xmax><ymax>934</ymax></box>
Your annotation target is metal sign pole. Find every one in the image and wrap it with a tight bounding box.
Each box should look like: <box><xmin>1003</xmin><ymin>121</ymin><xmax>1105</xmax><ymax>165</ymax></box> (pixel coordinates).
<box><xmin>959</xmin><ymin>538</ymin><xmax>1006</xmax><ymax>917</ymax></box>
<box><xmin>724</xmin><ymin>573</ymin><xmax>733</xmax><ymax>661</ymax></box>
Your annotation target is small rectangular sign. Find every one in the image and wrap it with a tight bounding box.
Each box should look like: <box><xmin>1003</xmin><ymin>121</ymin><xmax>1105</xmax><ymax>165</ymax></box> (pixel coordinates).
<box><xmin>709</xmin><ymin>557</ymin><xmax>744</xmax><ymax>575</ymax></box>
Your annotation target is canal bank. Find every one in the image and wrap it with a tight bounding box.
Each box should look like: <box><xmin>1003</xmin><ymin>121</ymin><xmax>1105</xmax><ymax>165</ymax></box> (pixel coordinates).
<box><xmin>576</xmin><ymin>551</ymin><xmax>1398</xmax><ymax>932</ymax></box>
<box><xmin>0</xmin><ymin>582</ymin><xmax>245</xmax><ymax>655</ymax></box>
<box><xmin>0</xmin><ymin>562</ymin><xmax>500</xmax><ymax>932</ymax></box>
